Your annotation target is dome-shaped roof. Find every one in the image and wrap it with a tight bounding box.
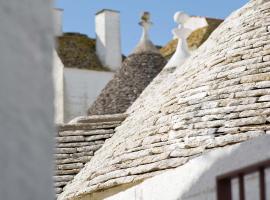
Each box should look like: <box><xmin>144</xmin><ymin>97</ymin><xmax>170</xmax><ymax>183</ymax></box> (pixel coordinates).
<box><xmin>59</xmin><ymin>1</ymin><xmax>270</xmax><ymax>199</ymax></box>
<box><xmin>88</xmin><ymin>53</ymin><xmax>167</xmax><ymax>115</ymax></box>
<box><xmin>88</xmin><ymin>12</ymin><xmax>167</xmax><ymax>115</ymax></box>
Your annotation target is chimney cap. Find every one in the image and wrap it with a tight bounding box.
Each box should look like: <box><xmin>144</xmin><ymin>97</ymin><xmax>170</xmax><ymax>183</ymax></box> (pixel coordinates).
<box><xmin>96</xmin><ymin>9</ymin><xmax>120</xmax><ymax>15</ymax></box>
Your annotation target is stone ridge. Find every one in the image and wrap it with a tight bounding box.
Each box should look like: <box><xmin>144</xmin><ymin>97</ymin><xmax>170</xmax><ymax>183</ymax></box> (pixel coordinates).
<box><xmin>58</xmin><ymin>1</ymin><xmax>270</xmax><ymax>199</ymax></box>
<box><xmin>54</xmin><ymin>114</ymin><xmax>128</xmax><ymax>197</ymax></box>
<box><xmin>88</xmin><ymin>53</ymin><xmax>167</xmax><ymax>115</ymax></box>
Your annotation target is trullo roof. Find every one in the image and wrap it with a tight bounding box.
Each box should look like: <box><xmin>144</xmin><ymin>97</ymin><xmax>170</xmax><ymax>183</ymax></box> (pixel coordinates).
<box><xmin>59</xmin><ymin>0</ymin><xmax>270</xmax><ymax>199</ymax></box>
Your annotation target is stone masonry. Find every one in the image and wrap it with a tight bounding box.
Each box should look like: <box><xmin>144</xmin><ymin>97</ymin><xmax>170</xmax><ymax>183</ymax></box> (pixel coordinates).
<box><xmin>58</xmin><ymin>0</ymin><xmax>270</xmax><ymax>200</ymax></box>
<box><xmin>54</xmin><ymin>114</ymin><xmax>127</xmax><ymax>196</ymax></box>
<box><xmin>88</xmin><ymin>53</ymin><xmax>167</xmax><ymax>115</ymax></box>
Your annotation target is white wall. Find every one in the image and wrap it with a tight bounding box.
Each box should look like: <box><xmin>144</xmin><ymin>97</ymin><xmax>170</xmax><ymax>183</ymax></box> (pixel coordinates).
<box><xmin>53</xmin><ymin>51</ymin><xmax>64</xmax><ymax>124</ymax></box>
<box><xmin>96</xmin><ymin>10</ymin><xmax>122</xmax><ymax>71</ymax></box>
<box><xmin>64</xmin><ymin>68</ymin><xmax>114</xmax><ymax>122</ymax></box>
<box><xmin>0</xmin><ymin>1</ymin><xmax>55</xmax><ymax>200</ymax></box>
<box><xmin>106</xmin><ymin>136</ymin><xmax>270</xmax><ymax>200</ymax></box>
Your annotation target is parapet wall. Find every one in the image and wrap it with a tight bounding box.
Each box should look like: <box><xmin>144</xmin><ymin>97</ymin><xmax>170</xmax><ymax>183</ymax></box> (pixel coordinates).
<box><xmin>54</xmin><ymin>114</ymin><xmax>127</xmax><ymax>196</ymax></box>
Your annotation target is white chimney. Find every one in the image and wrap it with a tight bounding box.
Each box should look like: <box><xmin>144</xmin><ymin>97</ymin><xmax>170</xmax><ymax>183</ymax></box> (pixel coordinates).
<box><xmin>95</xmin><ymin>9</ymin><xmax>122</xmax><ymax>71</ymax></box>
<box><xmin>53</xmin><ymin>8</ymin><xmax>63</xmax><ymax>36</ymax></box>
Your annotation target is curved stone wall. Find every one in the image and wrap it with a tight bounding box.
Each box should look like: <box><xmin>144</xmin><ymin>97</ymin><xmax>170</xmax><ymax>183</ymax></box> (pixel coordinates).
<box><xmin>58</xmin><ymin>1</ymin><xmax>270</xmax><ymax>199</ymax></box>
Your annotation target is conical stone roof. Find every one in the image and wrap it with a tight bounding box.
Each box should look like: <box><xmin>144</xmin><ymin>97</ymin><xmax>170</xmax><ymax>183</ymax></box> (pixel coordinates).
<box><xmin>88</xmin><ymin>53</ymin><xmax>166</xmax><ymax>115</ymax></box>
<box><xmin>59</xmin><ymin>1</ymin><xmax>270</xmax><ymax>199</ymax></box>
<box><xmin>88</xmin><ymin>12</ymin><xmax>166</xmax><ymax>115</ymax></box>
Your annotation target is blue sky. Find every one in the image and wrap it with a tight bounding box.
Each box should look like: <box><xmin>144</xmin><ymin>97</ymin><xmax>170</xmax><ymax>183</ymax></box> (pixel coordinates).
<box><xmin>55</xmin><ymin>0</ymin><xmax>248</xmax><ymax>55</ymax></box>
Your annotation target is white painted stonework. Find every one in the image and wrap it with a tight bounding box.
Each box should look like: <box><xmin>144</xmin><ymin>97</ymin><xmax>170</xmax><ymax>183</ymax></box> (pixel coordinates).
<box><xmin>106</xmin><ymin>136</ymin><xmax>270</xmax><ymax>200</ymax></box>
<box><xmin>95</xmin><ymin>10</ymin><xmax>122</xmax><ymax>71</ymax></box>
<box><xmin>54</xmin><ymin>8</ymin><xmax>63</xmax><ymax>36</ymax></box>
<box><xmin>53</xmin><ymin>51</ymin><xmax>64</xmax><ymax>124</ymax></box>
<box><xmin>166</xmin><ymin>12</ymin><xmax>190</xmax><ymax>69</ymax></box>
<box><xmin>64</xmin><ymin>68</ymin><xmax>114</xmax><ymax>122</ymax></box>
<box><xmin>0</xmin><ymin>1</ymin><xmax>55</xmax><ymax>199</ymax></box>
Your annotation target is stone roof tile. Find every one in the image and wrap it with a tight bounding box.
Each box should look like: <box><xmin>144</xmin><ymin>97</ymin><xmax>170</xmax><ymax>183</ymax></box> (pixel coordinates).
<box><xmin>88</xmin><ymin>53</ymin><xmax>167</xmax><ymax>115</ymax></box>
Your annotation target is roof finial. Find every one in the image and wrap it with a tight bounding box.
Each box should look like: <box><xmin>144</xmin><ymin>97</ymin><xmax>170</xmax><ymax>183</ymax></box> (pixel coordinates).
<box><xmin>173</xmin><ymin>12</ymin><xmax>192</xmax><ymax>40</ymax></box>
<box><xmin>133</xmin><ymin>12</ymin><xmax>159</xmax><ymax>54</ymax></box>
<box><xmin>165</xmin><ymin>11</ymin><xmax>191</xmax><ymax>69</ymax></box>
<box><xmin>139</xmin><ymin>12</ymin><xmax>152</xmax><ymax>42</ymax></box>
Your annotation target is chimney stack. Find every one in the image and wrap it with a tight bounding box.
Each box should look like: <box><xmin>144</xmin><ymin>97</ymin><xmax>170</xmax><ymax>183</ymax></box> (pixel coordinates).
<box><xmin>95</xmin><ymin>9</ymin><xmax>122</xmax><ymax>71</ymax></box>
<box><xmin>54</xmin><ymin>8</ymin><xmax>63</xmax><ymax>36</ymax></box>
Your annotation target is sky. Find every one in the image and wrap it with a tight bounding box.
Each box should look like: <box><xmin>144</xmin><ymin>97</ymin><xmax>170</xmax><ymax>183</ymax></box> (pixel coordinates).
<box><xmin>55</xmin><ymin>0</ymin><xmax>249</xmax><ymax>55</ymax></box>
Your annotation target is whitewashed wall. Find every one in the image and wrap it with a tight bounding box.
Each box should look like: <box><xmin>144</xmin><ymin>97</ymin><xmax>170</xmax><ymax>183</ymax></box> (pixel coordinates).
<box><xmin>0</xmin><ymin>1</ymin><xmax>55</xmax><ymax>200</ymax></box>
<box><xmin>53</xmin><ymin>51</ymin><xmax>64</xmax><ymax>124</ymax></box>
<box><xmin>106</xmin><ymin>136</ymin><xmax>270</xmax><ymax>200</ymax></box>
<box><xmin>64</xmin><ymin>68</ymin><xmax>114</xmax><ymax>122</ymax></box>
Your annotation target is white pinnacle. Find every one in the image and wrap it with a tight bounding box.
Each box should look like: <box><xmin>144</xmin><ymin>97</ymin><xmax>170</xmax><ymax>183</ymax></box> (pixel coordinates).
<box><xmin>133</xmin><ymin>12</ymin><xmax>159</xmax><ymax>54</ymax></box>
<box><xmin>174</xmin><ymin>11</ymin><xmax>190</xmax><ymax>25</ymax></box>
<box><xmin>165</xmin><ymin>11</ymin><xmax>191</xmax><ymax>69</ymax></box>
